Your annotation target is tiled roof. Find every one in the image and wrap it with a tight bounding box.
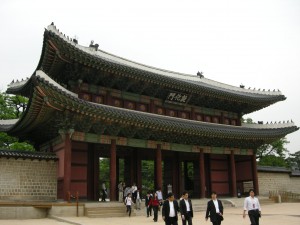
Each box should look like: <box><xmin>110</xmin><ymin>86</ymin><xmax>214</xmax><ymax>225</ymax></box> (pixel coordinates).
<box><xmin>1</xmin><ymin>70</ymin><xmax>297</xmax><ymax>149</ymax></box>
<box><xmin>257</xmin><ymin>166</ymin><xmax>291</xmax><ymax>173</ymax></box>
<box><xmin>258</xmin><ymin>166</ymin><xmax>300</xmax><ymax>177</ymax></box>
<box><xmin>46</xmin><ymin>24</ymin><xmax>283</xmax><ymax>98</ymax></box>
<box><xmin>9</xmin><ymin>23</ymin><xmax>285</xmax><ymax>115</ymax></box>
<box><xmin>0</xmin><ymin>149</ymin><xmax>58</xmax><ymax>161</ymax></box>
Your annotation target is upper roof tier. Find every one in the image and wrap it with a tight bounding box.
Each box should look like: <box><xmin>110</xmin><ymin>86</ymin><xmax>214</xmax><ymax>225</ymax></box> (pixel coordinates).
<box><xmin>8</xmin><ymin>23</ymin><xmax>284</xmax><ymax>115</ymax></box>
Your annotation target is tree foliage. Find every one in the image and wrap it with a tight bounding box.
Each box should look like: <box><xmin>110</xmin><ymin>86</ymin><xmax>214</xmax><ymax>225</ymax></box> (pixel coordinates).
<box><xmin>0</xmin><ymin>92</ymin><xmax>34</xmax><ymax>151</ymax></box>
<box><xmin>243</xmin><ymin>117</ymin><xmax>292</xmax><ymax>168</ymax></box>
<box><xmin>256</xmin><ymin>138</ymin><xmax>289</xmax><ymax>160</ymax></box>
<box><xmin>258</xmin><ymin>155</ymin><xmax>288</xmax><ymax>167</ymax></box>
<box><xmin>286</xmin><ymin>151</ymin><xmax>300</xmax><ymax>170</ymax></box>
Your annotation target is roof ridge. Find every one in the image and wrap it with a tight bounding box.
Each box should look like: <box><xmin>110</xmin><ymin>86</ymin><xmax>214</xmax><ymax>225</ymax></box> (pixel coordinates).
<box><xmin>46</xmin><ymin>23</ymin><xmax>283</xmax><ymax>97</ymax></box>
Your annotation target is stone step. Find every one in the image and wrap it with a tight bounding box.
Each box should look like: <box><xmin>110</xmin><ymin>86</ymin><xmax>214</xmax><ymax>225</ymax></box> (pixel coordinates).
<box><xmin>85</xmin><ymin>205</ymin><xmax>136</xmax><ymax>218</ymax></box>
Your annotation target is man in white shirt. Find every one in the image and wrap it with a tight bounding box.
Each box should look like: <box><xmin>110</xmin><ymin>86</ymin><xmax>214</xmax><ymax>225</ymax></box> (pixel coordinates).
<box><xmin>179</xmin><ymin>191</ymin><xmax>193</xmax><ymax>225</ymax></box>
<box><xmin>162</xmin><ymin>192</ymin><xmax>179</xmax><ymax>225</ymax></box>
<box><xmin>243</xmin><ymin>189</ymin><xmax>261</xmax><ymax>225</ymax></box>
<box><xmin>131</xmin><ymin>183</ymin><xmax>137</xmax><ymax>203</ymax></box>
<box><xmin>205</xmin><ymin>191</ymin><xmax>224</xmax><ymax>225</ymax></box>
<box><xmin>156</xmin><ymin>187</ymin><xmax>163</xmax><ymax>205</ymax></box>
<box><xmin>135</xmin><ymin>189</ymin><xmax>141</xmax><ymax>210</ymax></box>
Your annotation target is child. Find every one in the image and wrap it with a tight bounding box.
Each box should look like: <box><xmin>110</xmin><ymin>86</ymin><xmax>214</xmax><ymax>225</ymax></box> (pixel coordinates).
<box><xmin>125</xmin><ymin>193</ymin><xmax>134</xmax><ymax>217</ymax></box>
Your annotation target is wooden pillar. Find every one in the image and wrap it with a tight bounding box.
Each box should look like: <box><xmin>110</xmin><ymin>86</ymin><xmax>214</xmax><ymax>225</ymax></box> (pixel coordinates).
<box><xmin>124</xmin><ymin>157</ymin><xmax>131</xmax><ymax>187</ymax></box>
<box><xmin>193</xmin><ymin>161</ymin><xmax>200</xmax><ymax>198</ymax></box>
<box><xmin>184</xmin><ymin>161</ymin><xmax>188</xmax><ymax>190</ymax></box>
<box><xmin>199</xmin><ymin>149</ymin><xmax>206</xmax><ymax>198</ymax></box>
<box><xmin>136</xmin><ymin>151</ymin><xmax>142</xmax><ymax>189</ymax></box>
<box><xmin>130</xmin><ymin>151</ymin><xmax>135</xmax><ymax>185</ymax></box>
<box><xmin>178</xmin><ymin>159</ymin><xmax>183</xmax><ymax>195</ymax></box>
<box><xmin>110</xmin><ymin>139</ymin><xmax>117</xmax><ymax>201</ymax></box>
<box><xmin>230</xmin><ymin>150</ymin><xmax>237</xmax><ymax>197</ymax></box>
<box><xmin>220</xmin><ymin>112</ymin><xmax>224</xmax><ymax>124</ymax></box>
<box><xmin>150</xmin><ymin>99</ymin><xmax>155</xmax><ymax>113</ymax></box>
<box><xmin>93</xmin><ymin>148</ymin><xmax>99</xmax><ymax>201</ymax></box>
<box><xmin>237</xmin><ymin>113</ymin><xmax>242</xmax><ymax>126</ymax></box>
<box><xmin>252</xmin><ymin>154</ymin><xmax>259</xmax><ymax>195</ymax></box>
<box><xmin>156</xmin><ymin>144</ymin><xmax>162</xmax><ymax>189</ymax></box>
<box><xmin>87</xmin><ymin>144</ymin><xmax>96</xmax><ymax>200</ymax></box>
<box><xmin>191</xmin><ymin>107</ymin><xmax>196</xmax><ymax>120</ymax></box>
<box><xmin>63</xmin><ymin>133</ymin><xmax>72</xmax><ymax>201</ymax></box>
<box><xmin>106</xmin><ymin>91</ymin><xmax>112</xmax><ymax>105</ymax></box>
<box><xmin>172</xmin><ymin>153</ymin><xmax>179</xmax><ymax>197</ymax></box>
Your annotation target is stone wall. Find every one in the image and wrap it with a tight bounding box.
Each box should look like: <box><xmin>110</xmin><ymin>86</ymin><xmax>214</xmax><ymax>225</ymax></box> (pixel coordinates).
<box><xmin>258</xmin><ymin>171</ymin><xmax>300</xmax><ymax>196</ymax></box>
<box><xmin>0</xmin><ymin>158</ymin><xmax>57</xmax><ymax>201</ymax></box>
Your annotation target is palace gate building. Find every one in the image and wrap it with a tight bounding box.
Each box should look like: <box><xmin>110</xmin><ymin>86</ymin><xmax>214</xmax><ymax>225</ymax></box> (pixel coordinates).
<box><xmin>0</xmin><ymin>23</ymin><xmax>298</xmax><ymax>201</ymax></box>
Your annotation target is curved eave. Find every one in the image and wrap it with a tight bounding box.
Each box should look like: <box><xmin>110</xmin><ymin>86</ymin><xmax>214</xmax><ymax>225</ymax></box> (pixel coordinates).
<box><xmin>1</xmin><ymin>70</ymin><xmax>298</xmax><ymax>148</ymax></box>
<box><xmin>32</xmin><ymin>25</ymin><xmax>286</xmax><ymax>114</ymax></box>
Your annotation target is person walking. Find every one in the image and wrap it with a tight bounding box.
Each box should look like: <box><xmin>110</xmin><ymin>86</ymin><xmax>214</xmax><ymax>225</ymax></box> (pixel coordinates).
<box><xmin>149</xmin><ymin>192</ymin><xmax>160</xmax><ymax>222</ymax></box>
<box><xmin>179</xmin><ymin>191</ymin><xmax>193</xmax><ymax>225</ymax></box>
<box><xmin>205</xmin><ymin>191</ymin><xmax>224</xmax><ymax>225</ymax></box>
<box><xmin>132</xmin><ymin>183</ymin><xmax>138</xmax><ymax>203</ymax></box>
<box><xmin>243</xmin><ymin>189</ymin><xmax>261</xmax><ymax>225</ymax></box>
<box><xmin>118</xmin><ymin>181</ymin><xmax>124</xmax><ymax>203</ymax></box>
<box><xmin>135</xmin><ymin>188</ymin><xmax>141</xmax><ymax>210</ymax></box>
<box><xmin>156</xmin><ymin>187</ymin><xmax>163</xmax><ymax>206</ymax></box>
<box><xmin>125</xmin><ymin>193</ymin><xmax>134</xmax><ymax>217</ymax></box>
<box><xmin>162</xmin><ymin>192</ymin><xmax>180</xmax><ymax>225</ymax></box>
<box><xmin>101</xmin><ymin>181</ymin><xmax>107</xmax><ymax>202</ymax></box>
<box><xmin>145</xmin><ymin>191</ymin><xmax>152</xmax><ymax>217</ymax></box>
<box><xmin>124</xmin><ymin>185</ymin><xmax>131</xmax><ymax>202</ymax></box>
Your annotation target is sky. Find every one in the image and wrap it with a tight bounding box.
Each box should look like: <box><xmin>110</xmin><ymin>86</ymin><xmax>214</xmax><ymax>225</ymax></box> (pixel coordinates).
<box><xmin>0</xmin><ymin>0</ymin><xmax>299</xmax><ymax>154</ymax></box>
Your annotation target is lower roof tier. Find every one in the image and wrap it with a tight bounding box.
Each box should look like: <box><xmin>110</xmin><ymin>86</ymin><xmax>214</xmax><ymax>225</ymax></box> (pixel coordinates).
<box><xmin>0</xmin><ymin>70</ymin><xmax>298</xmax><ymax>149</ymax></box>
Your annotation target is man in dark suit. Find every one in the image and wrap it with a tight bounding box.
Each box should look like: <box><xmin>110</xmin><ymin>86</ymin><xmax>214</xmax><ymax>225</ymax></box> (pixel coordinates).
<box><xmin>205</xmin><ymin>191</ymin><xmax>224</xmax><ymax>225</ymax></box>
<box><xmin>179</xmin><ymin>191</ymin><xmax>193</xmax><ymax>225</ymax></box>
<box><xmin>162</xmin><ymin>192</ymin><xmax>180</xmax><ymax>225</ymax></box>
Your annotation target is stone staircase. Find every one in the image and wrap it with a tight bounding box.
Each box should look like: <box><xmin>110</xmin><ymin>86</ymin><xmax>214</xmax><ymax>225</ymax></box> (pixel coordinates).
<box><xmin>84</xmin><ymin>197</ymin><xmax>273</xmax><ymax>218</ymax></box>
<box><xmin>84</xmin><ymin>202</ymin><xmax>136</xmax><ymax>218</ymax></box>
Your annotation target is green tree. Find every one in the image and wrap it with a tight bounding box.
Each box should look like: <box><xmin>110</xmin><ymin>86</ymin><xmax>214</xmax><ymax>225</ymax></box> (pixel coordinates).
<box><xmin>243</xmin><ymin>117</ymin><xmax>291</xmax><ymax>167</ymax></box>
<box><xmin>0</xmin><ymin>92</ymin><xmax>34</xmax><ymax>151</ymax></box>
<box><xmin>256</xmin><ymin>137</ymin><xmax>289</xmax><ymax>160</ymax></box>
<box><xmin>286</xmin><ymin>151</ymin><xmax>300</xmax><ymax>170</ymax></box>
<box><xmin>258</xmin><ymin>155</ymin><xmax>288</xmax><ymax>167</ymax></box>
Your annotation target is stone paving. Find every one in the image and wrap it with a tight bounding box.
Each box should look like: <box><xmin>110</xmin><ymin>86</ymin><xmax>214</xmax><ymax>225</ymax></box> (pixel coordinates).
<box><xmin>0</xmin><ymin>202</ymin><xmax>299</xmax><ymax>225</ymax></box>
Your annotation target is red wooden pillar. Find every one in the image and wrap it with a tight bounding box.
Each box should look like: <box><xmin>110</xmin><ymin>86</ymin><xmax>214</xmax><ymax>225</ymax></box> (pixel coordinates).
<box><xmin>230</xmin><ymin>150</ymin><xmax>237</xmax><ymax>197</ymax></box>
<box><xmin>93</xmin><ymin>148</ymin><xmax>99</xmax><ymax>201</ymax></box>
<box><xmin>110</xmin><ymin>139</ymin><xmax>117</xmax><ymax>201</ymax></box>
<box><xmin>130</xmin><ymin>151</ymin><xmax>135</xmax><ymax>185</ymax></box>
<box><xmin>172</xmin><ymin>153</ymin><xmax>179</xmax><ymax>197</ymax></box>
<box><xmin>136</xmin><ymin>151</ymin><xmax>142</xmax><ymax>189</ymax></box>
<box><xmin>178</xmin><ymin>158</ymin><xmax>183</xmax><ymax>195</ymax></box>
<box><xmin>150</xmin><ymin>99</ymin><xmax>155</xmax><ymax>113</ymax></box>
<box><xmin>199</xmin><ymin>149</ymin><xmax>206</xmax><ymax>198</ymax></box>
<box><xmin>252</xmin><ymin>153</ymin><xmax>259</xmax><ymax>195</ymax></box>
<box><xmin>63</xmin><ymin>133</ymin><xmax>72</xmax><ymax>201</ymax></box>
<box><xmin>220</xmin><ymin>112</ymin><xmax>224</xmax><ymax>124</ymax></box>
<box><xmin>156</xmin><ymin>144</ymin><xmax>163</xmax><ymax>189</ymax></box>
<box><xmin>191</xmin><ymin>107</ymin><xmax>196</xmax><ymax>120</ymax></box>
